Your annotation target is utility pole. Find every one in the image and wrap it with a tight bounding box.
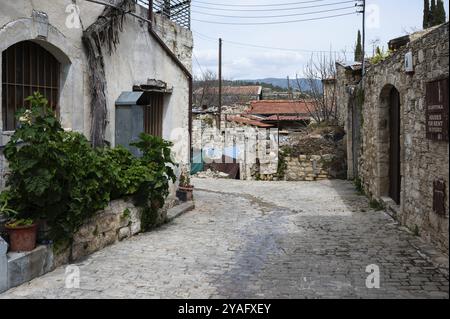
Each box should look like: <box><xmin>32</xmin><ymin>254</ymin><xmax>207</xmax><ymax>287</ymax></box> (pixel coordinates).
<box><xmin>287</xmin><ymin>76</ymin><xmax>291</xmax><ymax>100</ymax></box>
<box><xmin>218</xmin><ymin>38</ymin><xmax>223</xmax><ymax>129</ymax></box>
<box><xmin>357</xmin><ymin>0</ymin><xmax>366</xmax><ymax>79</ymax></box>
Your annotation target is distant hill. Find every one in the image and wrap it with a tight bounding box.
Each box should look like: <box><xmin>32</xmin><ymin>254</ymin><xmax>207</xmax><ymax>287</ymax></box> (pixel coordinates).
<box><xmin>240</xmin><ymin>78</ymin><xmax>322</xmax><ymax>93</ymax></box>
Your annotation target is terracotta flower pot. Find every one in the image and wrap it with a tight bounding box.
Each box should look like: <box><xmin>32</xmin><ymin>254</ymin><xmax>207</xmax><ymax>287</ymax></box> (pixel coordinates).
<box><xmin>5</xmin><ymin>223</ymin><xmax>38</xmax><ymax>252</ymax></box>
<box><xmin>177</xmin><ymin>185</ymin><xmax>194</xmax><ymax>202</ymax></box>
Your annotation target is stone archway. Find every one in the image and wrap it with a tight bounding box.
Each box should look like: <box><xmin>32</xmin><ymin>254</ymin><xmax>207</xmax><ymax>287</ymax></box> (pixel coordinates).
<box><xmin>0</xmin><ymin>16</ymin><xmax>84</xmax><ymax>133</ymax></box>
<box><xmin>378</xmin><ymin>84</ymin><xmax>402</xmax><ymax>205</ymax></box>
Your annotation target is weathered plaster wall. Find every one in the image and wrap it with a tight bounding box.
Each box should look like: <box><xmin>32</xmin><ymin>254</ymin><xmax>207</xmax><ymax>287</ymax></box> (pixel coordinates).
<box><xmin>0</xmin><ymin>0</ymin><xmax>193</xmax><ymax>187</ymax></box>
<box><xmin>335</xmin><ymin>64</ymin><xmax>362</xmax><ymax>180</ymax></box>
<box><xmin>360</xmin><ymin>23</ymin><xmax>449</xmax><ymax>251</ymax></box>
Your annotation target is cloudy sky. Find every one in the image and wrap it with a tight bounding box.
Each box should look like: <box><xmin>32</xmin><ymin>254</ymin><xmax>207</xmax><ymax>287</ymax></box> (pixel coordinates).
<box><xmin>191</xmin><ymin>0</ymin><xmax>449</xmax><ymax>80</ymax></box>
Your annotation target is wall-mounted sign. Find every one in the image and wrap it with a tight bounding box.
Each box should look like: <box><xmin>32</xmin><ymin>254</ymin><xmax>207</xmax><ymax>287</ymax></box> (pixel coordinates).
<box><xmin>426</xmin><ymin>78</ymin><xmax>449</xmax><ymax>141</ymax></box>
<box><xmin>405</xmin><ymin>51</ymin><xmax>414</xmax><ymax>73</ymax></box>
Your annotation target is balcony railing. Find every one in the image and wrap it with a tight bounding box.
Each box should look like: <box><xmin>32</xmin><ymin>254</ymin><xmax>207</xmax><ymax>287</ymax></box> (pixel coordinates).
<box><xmin>136</xmin><ymin>0</ymin><xmax>191</xmax><ymax>29</ymax></box>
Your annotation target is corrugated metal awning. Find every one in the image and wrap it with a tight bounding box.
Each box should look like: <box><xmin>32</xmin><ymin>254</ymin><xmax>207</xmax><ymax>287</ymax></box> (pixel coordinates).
<box><xmin>115</xmin><ymin>92</ymin><xmax>144</xmax><ymax>106</ymax></box>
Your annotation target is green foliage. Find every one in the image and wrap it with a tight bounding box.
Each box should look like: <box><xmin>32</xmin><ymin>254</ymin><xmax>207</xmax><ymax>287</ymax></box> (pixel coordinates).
<box><xmin>5</xmin><ymin>218</ymin><xmax>35</xmax><ymax>228</ymax></box>
<box><xmin>370</xmin><ymin>48</ymin><xmax>393</xmax><ymax>65</ymax></box>
<box><xmin>369</xmin><ymin>199</ymin><xmax>384</xmax><ymax>211</ymax></box>
<box><xmin>0</xmin><ymin>193</ymin><xmax>20</xmax><ymax>219</ymax></box>
<box><xmin>2</xmin><ymin>92</ymin><xmax>177</xmax><ymax>245</ymax></box>
<box><xmin>354</xmin><ymin>178</ymin><xmax>365</xmax><ymax>196</ymax></box>
<box><xmin>179</xmin><ymin>171</ymin><xmax>191</xmax><ymax>187</ymax></box>
<box><xmin>425</xmin><ymin>0</ymin><xmax>446</xmax><ymax>28</ymax></box>
<box><xmin>355</xmin><ymin>30</ymin><xmax>363</xmax><ymax>62</ymax></box>
<box><xmin>130</xmin><ymin>133</ymin><xmax>177</xmax><ymax>230</ymax></box>
<box><xmin>276</xmin><ymin>148</ymin><xmax>290</xmax><ymax>179</ymax></box>
<box><xmin>435</xmin><ymin>0</ymin><xmax>446</xmax><ymax>25</ymax></box>
<box><xmin>424</xmin><ymin>0</ymin><xmax>431</xmax><ymax>28</ymax></box>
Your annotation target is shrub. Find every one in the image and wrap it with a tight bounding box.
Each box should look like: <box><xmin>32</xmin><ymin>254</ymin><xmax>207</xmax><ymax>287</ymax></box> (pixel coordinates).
<box><xmin>2</xmin><ymin>92</ymin><xmax>177</xmax><ymax>246</ymax></box>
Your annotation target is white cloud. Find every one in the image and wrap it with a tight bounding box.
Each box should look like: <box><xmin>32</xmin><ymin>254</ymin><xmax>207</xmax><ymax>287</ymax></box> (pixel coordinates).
<box><xmin>194</xmin><ymin>49</ymin><xmax>305</xmax><ymax>79</ymax></box>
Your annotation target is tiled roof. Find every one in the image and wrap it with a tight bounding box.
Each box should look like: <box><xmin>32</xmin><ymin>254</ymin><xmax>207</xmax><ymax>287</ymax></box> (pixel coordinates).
<box><xmin>194</xmin><ymin>86</ymin><xmax>262</xmax><ymax>96</ymax></box>
<box><xmin>226</xmin><ymin>115</ymin><xmax>274</xmax><ymax>128</ymax></box>
<box><xmin>263</xmin><ymin>115</ymin><xmax>310</xmax><ymax>121</ymax></box>
<box><xmin>247</xmin><ymin>100</ymin><xmax>315</xmax><ymax>115</ymax></box>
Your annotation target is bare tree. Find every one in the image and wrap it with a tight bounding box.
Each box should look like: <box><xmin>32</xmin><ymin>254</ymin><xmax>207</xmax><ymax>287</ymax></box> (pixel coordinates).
<box><xmin>296</xmin><ymin>53</ymin><xmax>339</xmax><ymax>125</ymax></box>
<box><xmin>193</xmin><ymin>70</ymin><xmax>218</xmax><ymax>108</ymax></box>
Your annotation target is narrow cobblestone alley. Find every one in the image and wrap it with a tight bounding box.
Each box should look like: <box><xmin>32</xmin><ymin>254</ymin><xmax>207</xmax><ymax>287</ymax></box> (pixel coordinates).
<box><xmin>1</xmin><ymin>179</ymin><xmax>448</xmax><ymax>299</ymax></box>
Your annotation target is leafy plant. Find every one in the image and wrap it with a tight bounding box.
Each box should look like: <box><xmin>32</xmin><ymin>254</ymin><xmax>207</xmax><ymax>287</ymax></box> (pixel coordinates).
<box><xmin>2</xmin><ymin>93</ymin><xmax>178</xmax><ymax>246</ymax></box>
<box><xmin>369</xmin><ymin>199</ymin><xmax>384</xmax><ymax>211</ymax></box>
<box><xmin>131</xmin><ymin>134</ymin><xmax>177</xmax><ymax>230</ymax></box>
<box><xmin>5</xmin><ymin>218</ymin><xmax>35</xmax><ymax>228</ymax></box>
<box><xmin>0</xmin><ymin>193</ymin><xmax>20</xmax><ymax>219</ymax></box>
<box><xmin>276</xmin><ymin>147</ymin><xmax>290</xmax><ymax>179</ymax></box>
<box><xmin>354</xmin><ymin>178</ymin><xmax>365</xmax><ymax>196</ymax></box>
<box><xmin>179</xmin><ymin>168</ymin><xmax>192</xmax><ymax>187</ymax></box>
<box><xmin>370</xmin><ymin>48</ymin><xmax>393</xmax><ymax>65</ymax></box>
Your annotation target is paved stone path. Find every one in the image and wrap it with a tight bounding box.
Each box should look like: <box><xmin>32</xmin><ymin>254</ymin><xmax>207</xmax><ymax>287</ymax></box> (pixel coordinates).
<box><xmin>1</xmin><ymin>179</ymin><xmax>449</xmax><ymax>299</ymax></box>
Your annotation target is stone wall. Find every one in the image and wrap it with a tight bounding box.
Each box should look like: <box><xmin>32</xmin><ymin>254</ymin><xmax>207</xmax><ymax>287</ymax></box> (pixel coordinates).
<box><xmin>192</xmin><ymin>114</ymin><xmax>279</xmax><ymax>180</ymax></box>
<box><xmin>59</xmin><ymin>196</ymin><xmax>177</xmax><ymax>264</ymax></box>
<box><xmin>358</xmin><ymin>23</ymin><xmax>449</xmax><ymax>251</ymax></box>
<box><xmin>0</xmin><ymin>195</ymin><xmax>185</xmax><ymax>292</ymax></box>
<box><xmin>283</xmin><ymin>154</ymin><xmax>344</xmax><ymax>181</ymax></box>
<box><xmin>335</xmin><ymin>63</ymin><xmax>362</xmax><ymax>179</ymax></box>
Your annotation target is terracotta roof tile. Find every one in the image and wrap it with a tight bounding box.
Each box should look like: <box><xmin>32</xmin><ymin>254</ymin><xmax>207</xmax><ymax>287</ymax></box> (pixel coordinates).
<box><xmin>247</xmin><ymin>100</ymin><xmax>315</xmax><ymax>115</ymax></box>
<box><xmin>226</xmin><ymin>115</ymin><xmax>274</xmax><ymax>128</ymax></box>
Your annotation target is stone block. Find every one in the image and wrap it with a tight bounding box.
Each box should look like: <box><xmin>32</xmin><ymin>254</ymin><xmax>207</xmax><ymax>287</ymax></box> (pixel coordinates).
<box><xmin>118</xmin><ymin>227</ymin><xmax>131</xmax><ymax>241</ymax></box>
<box><xmin>71</xmin><ymin>229</ymin><xmax>117</xmax><ymax>261</ymax></box>
<box><xmin>7</xmin><ymin>245</ymin><xmax>54</xmax><ymax>289</ymax></box>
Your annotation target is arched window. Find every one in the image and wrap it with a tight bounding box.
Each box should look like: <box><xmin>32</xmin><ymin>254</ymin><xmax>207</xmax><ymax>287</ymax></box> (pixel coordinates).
<box><xmin>2</xmin><ymin>41</ymin><xmax>60</xmax><ymax>131</ymax></box>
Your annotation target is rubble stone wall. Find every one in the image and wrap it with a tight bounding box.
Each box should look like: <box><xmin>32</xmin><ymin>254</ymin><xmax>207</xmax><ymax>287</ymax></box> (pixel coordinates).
<box><xmin>360</xmin><ymin>23</ymin><xmax>449</xmax><ymax>251</ymax></box>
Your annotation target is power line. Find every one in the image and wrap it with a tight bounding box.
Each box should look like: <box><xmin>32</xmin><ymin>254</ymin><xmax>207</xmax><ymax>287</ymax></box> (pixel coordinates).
<box><xmin>193</xmin><ymin>0</ymin><xmax>329</xmax><ymax>7</ymax></box>
<box><xmin>191</xmin><ymin>0</ymin><xmax>357</xmax><ymax>12</ymax></box>
<box><xmin>192</xmin><ymin>30</ymin><xmax>348</xmax><ymax>54</ymax></box>
<box><xmin>193</xmin><ymin>52</ymin><xmax>206</xmax><ymax>77</ymax></box>
<box><xmin>192</xmin><ymin>11</ymin><xmax>357</xmax><ymax>25</ymax></box>
<box><xmin>192</xmin><ymin>5</ymin><xmax>356</xmax><ymax>19</ymax></box>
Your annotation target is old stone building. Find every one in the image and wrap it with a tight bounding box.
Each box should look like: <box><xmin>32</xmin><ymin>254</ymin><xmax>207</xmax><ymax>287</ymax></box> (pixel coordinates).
<box><xmin>339</xmin><ymin>23</ymin><xmax>449</xmax><ymax>251</ymax></box>
<box><xmin>0</xmin><ymin>0</ymin><xmax>193</xmax><ymax>187</ymax></box>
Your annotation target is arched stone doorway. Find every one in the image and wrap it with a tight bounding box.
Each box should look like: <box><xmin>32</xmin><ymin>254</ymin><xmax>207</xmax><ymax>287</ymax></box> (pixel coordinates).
<box><xmin>2</xmin><ymin>41</ymin><xmax>62</xmax><ymax>131</ymax></box>
<box><xmin>379</xmin><ymin>84</ymin><xmax>402</xmax><ymax>205</ymax></box>
<box><xmin>0</xmin><ymin>17</ymin><xmax>83</xmax><ymax>133</ymax></box>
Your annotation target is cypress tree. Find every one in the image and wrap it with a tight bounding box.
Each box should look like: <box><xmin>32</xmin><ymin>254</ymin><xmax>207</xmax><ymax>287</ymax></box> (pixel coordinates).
<box><xmin>435</xmin><ymin>0</ymin><xmax>447</xmax><ymax>25</ymax></box>
<box><xmin>423</xmin><ymin>0</ymin><xmax>430</xmax><ymax>28</ymax></box>
<box><xmin>355</xmin><ymin>30</ymin><xmax>363</xmax><ymax>62</ymax></box>
<box><xmin>430</xmin><ymin>0</ymin><xmax>437</xmax><ymax>26</ymax></box>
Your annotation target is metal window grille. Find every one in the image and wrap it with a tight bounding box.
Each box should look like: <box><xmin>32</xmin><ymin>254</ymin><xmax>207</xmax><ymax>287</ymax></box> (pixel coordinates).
<box><xmin>135</xmin><ymin>0</ymin><xmax>191</xmax><ymax>29</ymax></box>
<box><xmin>2</xmin><ymin>41</ymin><xmax>60</xmax><ymax>131</ymax></box>
<box><xmin>144</xmin><ymin>93</ymin><xmax>164</xmax><ymax>137</ymax></box>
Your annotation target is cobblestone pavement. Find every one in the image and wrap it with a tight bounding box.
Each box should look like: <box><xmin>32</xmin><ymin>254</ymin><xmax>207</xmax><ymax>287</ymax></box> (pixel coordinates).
<box><xmin>2</xmin><ymin>179</ymin><xmax>449</xmax><ymax>299</ymax></box>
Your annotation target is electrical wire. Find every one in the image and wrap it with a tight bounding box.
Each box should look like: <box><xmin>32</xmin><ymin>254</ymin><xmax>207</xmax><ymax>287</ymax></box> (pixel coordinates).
<box><xmin>192</xmin><ymin>4</ymin><xmax>356</xmax><ymax>19</ymax></box>
<box><xmin>193</xmin><ymin>52</ymin><xmax>206</xmax><ymax>77</ymax></box>
<box><xmin>193</xmin><ymin>0</ymin><xmax>329</xmax><ymax>7</ymax></box>
<box><xmin>191</xmin><ymin>0</ymin><xmax>358</xmax><ymax>12</ymax></box>
<box><xmin>192</xmin><ymin>11</ymin><xmax>357</xmax><ymax>25</ymax></box>
<box><xmin>192</xmin><ymin>30</ymin><xmax>347</xmax><ymax>54</ymax></box>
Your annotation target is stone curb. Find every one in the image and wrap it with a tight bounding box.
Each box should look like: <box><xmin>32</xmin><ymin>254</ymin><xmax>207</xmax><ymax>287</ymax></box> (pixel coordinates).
<box><xmin>165</xmin><ymin>201</ymin><xmax>195</xmax><ymax>222</ymax></box>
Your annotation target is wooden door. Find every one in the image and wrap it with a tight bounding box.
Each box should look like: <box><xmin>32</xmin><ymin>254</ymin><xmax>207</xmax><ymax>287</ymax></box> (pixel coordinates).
<box><xmin>389</xmin><ymin>88</ymin><xmax>401</xmax><ymax>204</ymax></box>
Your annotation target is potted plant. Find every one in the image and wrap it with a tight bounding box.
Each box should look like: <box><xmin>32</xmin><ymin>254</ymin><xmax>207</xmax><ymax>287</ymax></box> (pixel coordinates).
<box><xmin>176</xmin><ymin>171</ymin><xmax>194</xmax><ymax>202</ymax></box>
<box><xmin>0</xmin><ymin>199</ymin><xmax>37</xmax><ymax>252</ymax></box>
